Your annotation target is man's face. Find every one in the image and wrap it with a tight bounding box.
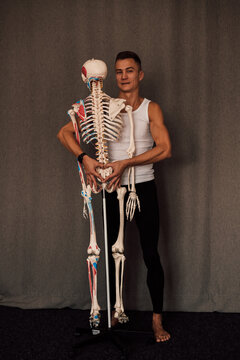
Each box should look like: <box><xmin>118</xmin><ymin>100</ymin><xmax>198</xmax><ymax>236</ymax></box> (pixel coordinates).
<box><xmin>115</xmin><ymin>58</ymin><xmax>144</xmax><ymax>93</ymax></box>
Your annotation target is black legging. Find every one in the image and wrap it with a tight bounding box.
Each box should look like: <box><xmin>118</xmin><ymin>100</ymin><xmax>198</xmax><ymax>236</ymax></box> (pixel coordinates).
<box><xmin>105</xmin><ymin>180</ymin><xmax>164</xmax><ymax>314</ymax></box>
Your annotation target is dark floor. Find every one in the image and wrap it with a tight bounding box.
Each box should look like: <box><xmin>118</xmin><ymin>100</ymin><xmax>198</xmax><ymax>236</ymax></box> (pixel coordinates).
<box><xmin>0</xmin><ymin>306</ymin><xmax>239</xmax><ymax>360</ymax></box>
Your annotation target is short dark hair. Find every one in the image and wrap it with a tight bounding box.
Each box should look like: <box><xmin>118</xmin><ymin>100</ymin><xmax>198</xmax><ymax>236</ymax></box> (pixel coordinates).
<box><xmin>115</xmin><ymin>51</ymin><xmax>142</xmax><ymax>70</ymax></box>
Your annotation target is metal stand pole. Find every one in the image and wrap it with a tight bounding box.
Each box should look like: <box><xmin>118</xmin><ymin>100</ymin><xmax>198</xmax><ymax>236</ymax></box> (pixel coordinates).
<box><xmin>102</xmin><ymin>186</ymin><xmax>111</xmax><ymax>329</ymax></box>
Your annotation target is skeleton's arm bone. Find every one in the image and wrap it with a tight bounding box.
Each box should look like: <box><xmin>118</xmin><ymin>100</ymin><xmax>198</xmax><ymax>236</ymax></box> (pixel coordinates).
<box><xmin>124</xmin><ymin>105</ymin><xmax>141</xmax><ymax>220</ymax></box>
<box><xmin>125</xmin><ymin>105</ymin><xmax>135</xmax><ymax>158</ymax></box>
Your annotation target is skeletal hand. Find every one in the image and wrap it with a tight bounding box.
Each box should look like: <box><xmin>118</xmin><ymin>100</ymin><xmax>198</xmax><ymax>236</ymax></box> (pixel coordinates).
<box><xmin>126</xmin><ymin>191</ymin><xmax>141</xmax><ymax>221</ymax></box>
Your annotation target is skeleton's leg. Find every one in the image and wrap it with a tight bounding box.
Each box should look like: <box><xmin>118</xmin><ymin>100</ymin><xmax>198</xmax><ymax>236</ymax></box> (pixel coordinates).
<box><xmin>111</xmin><ymin>187</ymin><xmax>129</xmax><ymax>323</ymax></box>
<box><xmin>82</xmin><ymin>185</ymin><xmax>101</xmax><ymax>328</ymax></box>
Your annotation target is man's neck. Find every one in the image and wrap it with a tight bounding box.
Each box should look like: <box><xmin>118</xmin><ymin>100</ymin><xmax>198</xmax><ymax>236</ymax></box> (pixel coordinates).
<box><xmin>118</xmin><ymin>90</ymin><xmax>144</xmax><ymax>111</ymax></box>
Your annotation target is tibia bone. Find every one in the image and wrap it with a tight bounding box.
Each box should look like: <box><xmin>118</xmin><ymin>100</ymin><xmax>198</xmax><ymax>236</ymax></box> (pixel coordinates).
<box><xmin>112</xmin><ymin>253</ymin><xmax>129</xmax><ymax>324</ymax></box>
<box><xmin>87</xmin><ymin>255</ymin><xmax>101</xmax><ymax>328</ymax></box>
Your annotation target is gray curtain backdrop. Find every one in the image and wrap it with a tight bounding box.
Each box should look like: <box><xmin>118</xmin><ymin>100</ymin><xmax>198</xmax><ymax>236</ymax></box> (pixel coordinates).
<box><xmin>0</xmin><ymin>0</ymin><xmax>239</xmax><ymax>312</ymax></box>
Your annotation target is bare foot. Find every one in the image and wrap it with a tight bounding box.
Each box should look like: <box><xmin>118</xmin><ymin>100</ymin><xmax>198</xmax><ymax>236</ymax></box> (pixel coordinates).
<box><xmin>152</xmin><ymin>313</ymin><xmax>171</xmax><ymax>342</ymax></box>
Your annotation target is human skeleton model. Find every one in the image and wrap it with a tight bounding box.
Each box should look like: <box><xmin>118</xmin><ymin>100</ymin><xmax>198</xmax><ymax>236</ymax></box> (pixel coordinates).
<box><xmin>67</xmin><ymin>59</ymin><xmax>140</xmax><ymax>328</ymax></box>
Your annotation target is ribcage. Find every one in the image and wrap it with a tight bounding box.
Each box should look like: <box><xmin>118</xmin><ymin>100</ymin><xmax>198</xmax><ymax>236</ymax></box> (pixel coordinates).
<box><xmin>80</xmin><ymin>93</ymin><xmax>122</xmax><ymax>144</ymax></box>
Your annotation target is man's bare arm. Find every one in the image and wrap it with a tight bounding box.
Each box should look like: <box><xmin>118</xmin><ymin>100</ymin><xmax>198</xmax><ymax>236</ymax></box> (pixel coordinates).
<box><xmin>57</xmin><ymin>121</ymin><xmax>83</xmax><ymax>157</ymax></box>
<box><xmin>104</xmin><ymin>102</ymin><xmax>171</xmax><ymax>188</ymax></box>
<box><xmin>57</xmin><ymin>121</ymin><xmax>104</xmax><ymax>187</ymax></box>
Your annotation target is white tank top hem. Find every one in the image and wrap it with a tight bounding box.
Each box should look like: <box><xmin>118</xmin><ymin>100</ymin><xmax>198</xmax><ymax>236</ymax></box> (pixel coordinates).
<box><xmin>108</xmin><ymin>98</ymin><xmax>155</xmax><ymax>186</ymax></box>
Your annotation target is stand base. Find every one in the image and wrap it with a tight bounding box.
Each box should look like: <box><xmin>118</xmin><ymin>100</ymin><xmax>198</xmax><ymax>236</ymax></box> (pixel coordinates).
<box><xmin>73</xmin><ymin>326</ymin><xmax>153</xmax><ymax>359</ymax></box>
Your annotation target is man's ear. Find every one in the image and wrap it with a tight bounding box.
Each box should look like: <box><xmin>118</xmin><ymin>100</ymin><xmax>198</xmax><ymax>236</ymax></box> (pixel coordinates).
<box><xmin>139</xmin><ymin>70</ymin><xmax>144</xmax><ymax>81</ymax></box>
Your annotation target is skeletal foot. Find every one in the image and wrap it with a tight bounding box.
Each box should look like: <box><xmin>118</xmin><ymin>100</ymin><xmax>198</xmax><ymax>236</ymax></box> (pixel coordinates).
<box><xmin>118</xmin><ymin>312</ymin><xmax>129</xmax><ymax>324</ymax></box>
<box><xmin>111</xmin><ymin>310</ymin><xmax>129</xmax><ymax>326</ymax></box>
<box><xmin>152</xmin><ymin>313</ymin><xmax>171</xmax><ymax>342</ymax></box>
<box><xmin>89</xmin><ymin>312</ymin><xmax>100</xmax><ymax>329</ymax></box>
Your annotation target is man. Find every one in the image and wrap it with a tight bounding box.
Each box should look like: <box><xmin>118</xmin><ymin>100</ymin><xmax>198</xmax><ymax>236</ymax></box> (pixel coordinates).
<box><xmin>104</xmin><ymin>51</ymin><xmax>171</xmax><ymax>342</ymax></box>
<box><xmin>57</xmin><ymin>51</ymin><xmax>171</xmax><ymax>342</ymax></box>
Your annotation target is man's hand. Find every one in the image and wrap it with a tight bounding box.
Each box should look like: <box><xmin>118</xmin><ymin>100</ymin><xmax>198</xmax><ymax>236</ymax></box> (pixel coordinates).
<box><xmin>82</xmin><ymin>156</ymin><xmax>105</xmax><ymax>189</ymax></box>
<box><xmin>104</xmin><ymin>160</ymin><xmax>128</xmax><ymax>190</ymax></box>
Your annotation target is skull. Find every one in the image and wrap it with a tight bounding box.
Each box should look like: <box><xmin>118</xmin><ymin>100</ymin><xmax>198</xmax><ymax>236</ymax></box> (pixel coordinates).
<box><xmin>81</xmin><ymin>59</ymin><xmax>107</xmax><ymax>85</ymax></box>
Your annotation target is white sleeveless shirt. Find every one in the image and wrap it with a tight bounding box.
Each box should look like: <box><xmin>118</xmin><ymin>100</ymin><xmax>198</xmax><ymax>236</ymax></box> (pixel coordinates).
<box><xmin>108</xmin><ymin>98</ymin><xmax>154</xmax><ymax>185</ymax></box>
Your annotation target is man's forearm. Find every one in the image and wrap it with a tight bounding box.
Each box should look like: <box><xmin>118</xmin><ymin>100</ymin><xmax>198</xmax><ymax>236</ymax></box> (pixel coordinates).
<box><xmin>103</xmin><ymin>144</ymin><xmax>171</xmax><ymax>187</ymax></box>
<box><xmin>57</xmin><ymin>127</ymin><xmax>83</xmax><ymax>157</ymax></box>
<box><xmin>123</xmin><ymin>144</ymin><xmax>171</xmax><ymax>168</ymax></box>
